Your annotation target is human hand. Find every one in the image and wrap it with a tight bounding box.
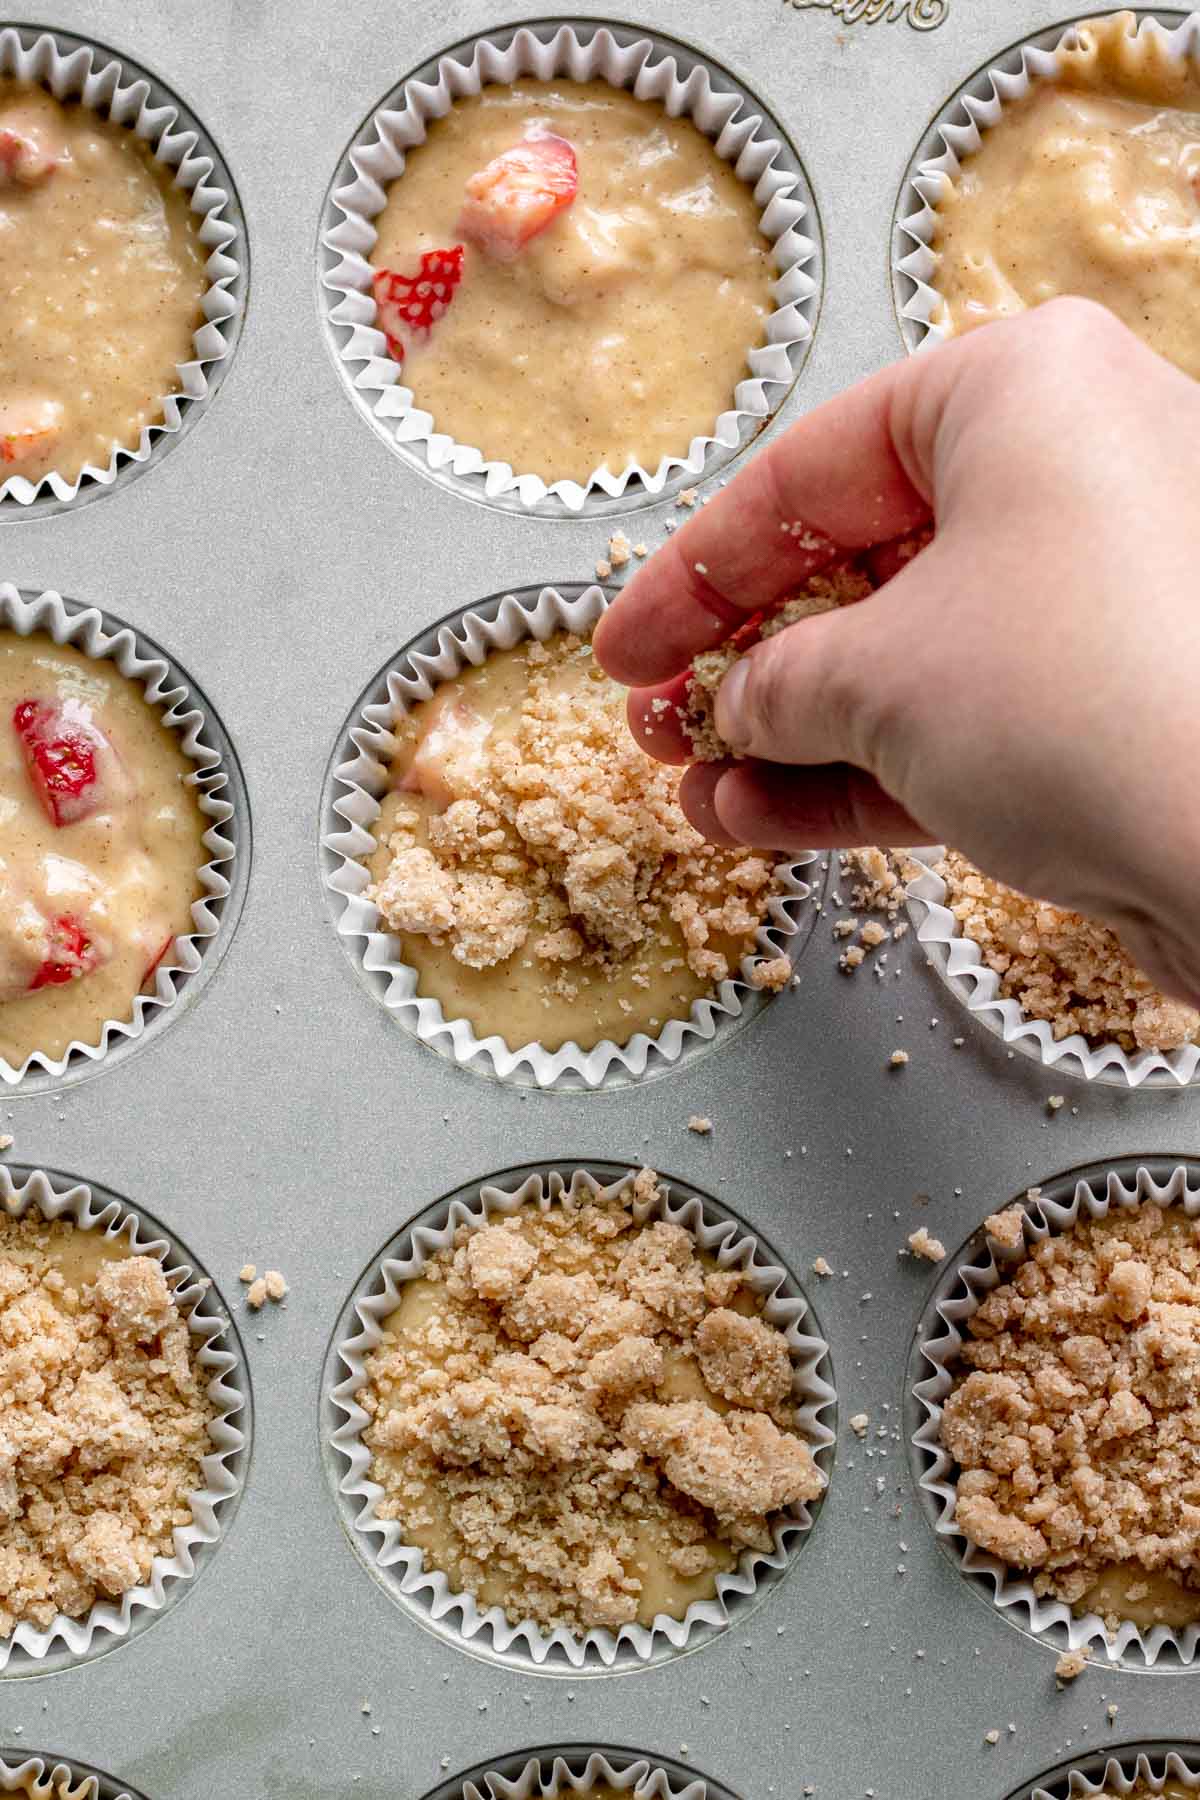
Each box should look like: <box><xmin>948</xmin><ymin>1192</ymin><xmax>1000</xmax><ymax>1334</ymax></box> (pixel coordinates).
<box><xmin>593</xmin><ymin>298</ymin><xmax>1200</xmax><ymax>1007</ymax></box>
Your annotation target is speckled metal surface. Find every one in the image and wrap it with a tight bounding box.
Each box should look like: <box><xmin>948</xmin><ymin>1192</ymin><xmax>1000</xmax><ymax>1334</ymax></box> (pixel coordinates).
<box><xmin>0</xmin><ymin>3</ymin><xmax>1195</xmax><ymax>1798</ymax></box>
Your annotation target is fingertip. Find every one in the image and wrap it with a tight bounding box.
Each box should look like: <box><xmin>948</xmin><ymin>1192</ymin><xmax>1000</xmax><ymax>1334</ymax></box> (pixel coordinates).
<box><xmin>679</xmin><ymin>761</ymin><xmax>740</xmax><ymax>846</ymax></box>
<box><xmin>626</xmin><ymin>676</ymin><xmax>694</xmax><ymax>764</ymax></box>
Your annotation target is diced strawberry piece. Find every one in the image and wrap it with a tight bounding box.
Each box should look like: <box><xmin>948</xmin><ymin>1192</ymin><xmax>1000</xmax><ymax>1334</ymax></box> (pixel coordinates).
<box><xmin>0</xmin><ymin>396</ymin><xmax>63</xmax><ymax>467</ymax></box>
<box><xmin>0</xmin><ymin>122</ymin><xmax>58</xmax><ymax>187</ymax></box>
<box><xmin>13</xmin><ymin>697</ymin><xmax>117</xmax><ymax>828</ymax></box>
<box><xmin>458</xmin><ymin>131</ymin><xmax>578</xmax><ymax>262</ymax></box>
<box><xmin>372</xmin><ymin>247</ymin><xmax>466</xmax><ymax>364</ymax></box>
<box><xmin>29</xmin><ymin>914</ymin><xmax>100</xmax><ymax>990</ymax></box>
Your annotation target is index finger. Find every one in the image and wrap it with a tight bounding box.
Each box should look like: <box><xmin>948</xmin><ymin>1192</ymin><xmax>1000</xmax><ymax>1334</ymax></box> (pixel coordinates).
<box><xmin>592</xmin><ymin>358</ymin><xmax>930</xmax><ymax>687</ymax></box>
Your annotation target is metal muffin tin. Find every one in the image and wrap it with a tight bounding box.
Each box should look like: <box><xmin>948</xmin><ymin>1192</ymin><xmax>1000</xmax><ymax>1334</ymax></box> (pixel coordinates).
<box><xmin>1</xmin><ymin>2</ymin><xmax>1196</xmax><ymax>1796</ymax></box>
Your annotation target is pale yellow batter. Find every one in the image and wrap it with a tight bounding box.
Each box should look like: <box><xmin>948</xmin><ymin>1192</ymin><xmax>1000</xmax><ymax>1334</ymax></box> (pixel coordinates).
<box><xmin>366</xmin><ymin>635</ymin><xmax>782</xmax><ymax>1052</ymax></box>
<box><xmin>0</xmin><ymin>633</ymin><xmax>206</xmax><ymax>1067</ymax></box>
<box><xmin>370</xmin><ymin>80</ymin><xmax>774</xmax><ymax>483</ymax></box>
<box><xmin>1080</xmin><ymin>1563</ymin><xmax>1200</xmax><ymax>1631</ymax></box>
<box><xmin>0</xmin><ymin>80</ymin><xmax>206</xmax><ymax>486</ymax></box>
<box><xmin>932</xmin><ymin>14</ymin><xmax>1200</xmax><ymax>378</ymax></box>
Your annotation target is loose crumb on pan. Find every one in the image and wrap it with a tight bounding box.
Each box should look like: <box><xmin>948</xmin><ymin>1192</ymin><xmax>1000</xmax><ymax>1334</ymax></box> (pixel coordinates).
<box><xmin>811</xmin><ymin>1257</ymin><xmax>833</xmax><ymax>1278</ymax></box>
<box><xmin>0</xmin><ymin>1136</ymin><xmax>11</xmax><ymax>1153</ymax></box>
<box><xmin>676</xmin><ymin>488</ymin><xmax>699</xmax><ymax>508</ymax></box>
<box><xmin>750</xmin><ymin>956</ymin><xmax>792</xmax><ymax>993</ymax></box>
<box><xmin>238</xmin><ymin>1264</ymin><xmax>256</xmax><ymax>1284</ymax></box>
<box><xmin>889</xmin><ymin>1049</ymin><xmax>910</xmax><ymax>1069</ymax></box>
<box><xmin>907</xmin><ymin>1227</ymin><xmax>946</xmax><ymax>1264</ymax></box>
<box><xmin>358</xmin><ymin>1172</ymin><xmax>823</xmax><ymax>1635</ymax></box>
<box><xmin>1055</xmin><ymin>1647</ymin><xmax>1089</xmax><ymax>1682</ymax></box>
<box><xmin>849</xmin><ymin>1413</ymin><xmax>869</xmax><ymax>1438</ymax></box>
<box><xmin>0</xmin><ymin>1215</ymin><xmax>215</xmax><ymax>1635</ymax></box>
<box><xmin>935</xmin><ymin>850</ymin><xmax>1200</xmax><ymax>1053</ymax></box>
<box><xmin>368</xmin><ymin>633</ymin><xmax>788</xmax><ymax>998</ymax></box>
<box><xmin>940</xmin><ymin>1201</ymin><xmax>1200</xmax><ymax>1625</ymax></box>
<box><xmin>246</xmin><ymin>1270</ymin><xmax>288</xmax><ymax>1310</ymax></box>
<box><xmin>687</xmin><ymin>1116</ymin><xmax>713</xmax><ymax>1136</ymax></box>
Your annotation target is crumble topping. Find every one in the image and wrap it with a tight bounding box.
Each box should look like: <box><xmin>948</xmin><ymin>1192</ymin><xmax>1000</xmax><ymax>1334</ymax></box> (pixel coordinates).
<box><xmin>683</xmin><ymin>567</ymin><xmax>873</xmax><ymax>763</ymax></box>
<box><xmin>1054</xmin><ymin>1647</ymin><xmax>1089</xmax><ymax>1681</ymax></box>
<box><xmin>908</xmin><ymin>1228</ymin><xmax>946</xmax><ymax>1264</ymax></box>
<box><xmin>358</xmin><ymin>1175</ymin><xmax>823</xmax><ymax>1634</ymax></box>
<box><xmin>936</xmin><ymin>851</ymin><xmax>1199</xmax><ymax>1053</ymax></box>
<box><xmin>0</xmin><ymin>1216</ymin><xmax>215</xmax><ymax>1635</ymax></box>
<box><xmin>940</xmin><ymin>1202</ymin><xmax>1200</xmax><ymax>1625</ymax></box>
<box><xmin>368</xmin><ymin>632</ymin><xmax>785</xmax><ymax>995</ymax></box>
<box><xmin>246</xmin><ymin>1269</ymin><xmax>288</xmax><ymax>1310</ymax></box>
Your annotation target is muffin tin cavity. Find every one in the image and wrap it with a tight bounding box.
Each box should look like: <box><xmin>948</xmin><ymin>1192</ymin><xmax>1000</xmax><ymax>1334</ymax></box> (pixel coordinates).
<box><xmin>416</xmin><ymin>1746</ymin><xmax>740</xmax><ymax>1800</ymax></box>
<box><xmin>320</xmin><ymin>582</ymin><xmax>823</xmax><ymax>1090</ymax></box>
<box><xmin>891</xmin><ymin>10</ymin><xmax>1200</xmax><ymax>359</ymax></box>
<box><xmin>318</xmin><ymin>20</ymin><xmax>820</xmax><ymax>516</ymax></box>
<box><xmin>0</xmin><ymin>586</ymin><xmax>250</xmax><ymax>1094</ymax></box>
<box><xmin>322</xmin><ymin>1161</ymin><xmax>836</xmax><ymax>1673</ymax></box>
<box><xmin>0</xmin><ymin>1166</ymin><xmax>250</xmax><ymax>1675</ymax></box>
<box><xmin>907</xmin><ymin>1158</ymin><xmax>1200</xmax><ymax>1669</ymax></box>
<box><xmin>0</xmin><ymin>26</ymin><xmax>246</xmax><ymax>515</ymax></box>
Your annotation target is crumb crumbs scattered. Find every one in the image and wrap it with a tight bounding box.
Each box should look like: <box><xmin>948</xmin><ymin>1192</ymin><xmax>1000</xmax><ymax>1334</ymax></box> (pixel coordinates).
<box><xmin>633</xmin><ymin>542</ymin><xmax>648</xmax><ymax>558</ymax></box>
<box><xmin>1047</xmin><ymin>1094</ymin><xmax>1066</xmax><ymax>1112</ymax></box>
<box><xmin>676</xmin><ymin>488</ymin><xmax>699</xmax><ymax>508</ymax></box>
<box><xmin>594</xmin><ymin>559</ymin><xmax>612</xmax><ymax>581</ymax></box>
<box><xmin>889</xmin><ymin>1050</ymin><xmax>909</xmax><ymax>1069</ymax></box>
<box><xmin>0</xmin><ymin>1136</ymin><xmax>11</xmax><ymax>1153</ymax></box>
<box><xmin>907</xmin><ymin>1228</ymin><xmax>946</xmax><ymax>1264</ymax></box>
<box><xmin>812</xmin><ymin>1257</ymin><xmax>833</xmax><ymax>1278</ymax></box>
<box><xmin>983</xmin><ymin>1730</ymin><xmax>1000</xmax><ymax>1747</ymax></box>
<box><xmin>687</xmin><ymin>1116</ymin><xmax>713</xmax><ymax>1136</ymax></box>
<box><xmin>238</xmin><ymin>1264</ymin><xmax>256</xmax><ymax>1284</ymax></box>
<box><xmin>264</xmin><ymin>1269</ymin><xmax>288</xmax><ymax>1301</ymax></box>
<box><xmin>849</xmin><ymin>1413</ymin><xmax>869</xmax><ymax>1438</ymax></box>
<box><xmin>1055</xmin><ymin>1648</ymin><xmax>1088</xmax><ymax>1682</ymax></box>
<box><xmin>750</xmin><ymin>955</ymin><xmax>792</xmax><ymax>993</ymax></box>
<box><xmin>607</xmin><ymin>531</ymin><xmax>632</xmax><ymax>570</ymax></box>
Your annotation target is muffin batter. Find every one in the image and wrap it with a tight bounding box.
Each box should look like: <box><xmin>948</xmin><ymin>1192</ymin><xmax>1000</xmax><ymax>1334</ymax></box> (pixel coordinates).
<box><xmin>931</xmin><ymin>14</ymin><xmax>1200</xmax><ymax>378</ymax></box>
<box><xmin>365</xmin><ymin>632</ymin><xmax>787</xmax><ymax>1051</ymax></box>
<box><xmin>0</xmin><ymin>80</ymin><xmax>206</xmax><ymax>486</ymax></box>
<box><xmin>0</xmin><ymin>1210</ymin><xmax>216</xmax><ymax>1635</ymax></box>
<box><xmin>369</xmin><ymin>80</ymin><xmax>775</xmax><ymax>483</ymax></box>
<box><xmin>1097</xmin><ymin>1787</ymin><xmax>1193</xmax><ymax>1799</ymax></box>
<box><xmin>359</xmin><ymin>1172</ymin><xmax>822</xmax><ymax>1634</ymax></box>
<box><xmin>0</xmin><ymin>633</ymin><xmax>207</xmax><ymax>1067</ymax></box>
<box><xmin>941</xmin><ymin>1202</ymin><xmax>1200</xmax><ymax>1630</ymax></box>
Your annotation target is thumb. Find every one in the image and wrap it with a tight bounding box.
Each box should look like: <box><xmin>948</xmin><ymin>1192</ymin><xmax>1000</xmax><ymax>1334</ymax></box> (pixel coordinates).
<box><xmin>713</xmin><ymin>589</ymin><xmax>906</xmax><ymax>770</ymax></box>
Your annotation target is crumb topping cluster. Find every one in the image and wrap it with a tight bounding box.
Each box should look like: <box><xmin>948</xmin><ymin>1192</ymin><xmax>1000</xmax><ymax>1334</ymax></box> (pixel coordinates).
<box><xmin>941</xmin><ymin>1201</ymin><xmax>1200</xmax><ymax>1621</ymax></box>
<box><xmin>684</xmin><ymin>567</ymin><xmax>872</xmax><ymax>763</ymax></box>
<box><xmin>937</xmin><ymin>851</ymin><xmax>1200</xmax><ymax>1052</ymax></box>
<box><xmin>359</xmin><ymin>1172</ymin><xmax>822</xmax><ymax>1634</ymax></box>
<box><xmin>370</xmin><ymin>633</ymin><xmax>783</xmax><ymax>992</ymax></box>
<box><xmin>0</xmin><ymin>1219</ymin><xmax>215</xmax><ymax>1636</ymax></box>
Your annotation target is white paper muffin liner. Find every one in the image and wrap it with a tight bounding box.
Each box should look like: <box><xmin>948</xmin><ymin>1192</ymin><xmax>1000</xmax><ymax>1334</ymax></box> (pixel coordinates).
<box><xmin>0</xmin><ymin>584</ymin><xmax>240</xmax><ymax>1087</ymax></box>
<box><xmin>912</xmin><ymin>1161</ymin><xmax>1200</xmax><ymax>1666</ymax></box>
<box><xmin>0</xmin><ymin>1753</ymin><xmax>144</xmax><ymax>1798</ymax></box>
<box><xmin>441</xmin><ymin>1746</ymin><xmax>730</xmax><ymax>1800</ymax></box>
<box><xmin>0</xmin><ymin>26</ymin><xmax>242</xmax><ymax>509</ymax></box>
<box><xmin>328</xmin><ymin>1163</ymin><xmax>836</xmax><ymax>1671</ymax></box>
<box><xmin>904</xmin><ymin>850</ymin><xmax>1200</xmax><ymax>1087</ymax></box>
<box><xmin>322</xmin><ymin>583</ymin><xmax>818</xmax><ymax>1090</ymax></box>
<box><xmin>1031</xmin><ymin>1748</ymin><xmax>1200</xmax><ymax>1797</ymax></box>
<box><xmin>0</xmin><ymin>1165</ymin><xmax>247</xmax><ymax>1670</ymax></box>
<box><xmin>893</xmin><ymin>9</ymin><xmax>1200</xmax><ymax>353</ymax></box>
<box><xmin>320</xmin><ymin>22</ymin><xmax>817</xmax><ymax>513</ymax></box>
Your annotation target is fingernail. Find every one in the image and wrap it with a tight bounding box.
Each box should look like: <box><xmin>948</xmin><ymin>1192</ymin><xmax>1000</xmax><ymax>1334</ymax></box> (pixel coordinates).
<box><xmin>714</xmin><ymin>657</ymin><xmax>752</xmax><ymax>753</ymax></box>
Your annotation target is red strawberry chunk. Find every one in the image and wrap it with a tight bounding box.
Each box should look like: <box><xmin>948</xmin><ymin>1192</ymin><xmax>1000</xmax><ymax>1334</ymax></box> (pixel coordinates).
<box><xmin>0</xmin><ymin>123</ymin><xmax>58</xmax><ymax>188</ymax></box>
<box><xmin>372</xmin><ymin>247</ymin><xmax>465</xmax><ymax>364</ymax></box>
<box><xmin>458</xmin><ymin>132</ymin><xmax>578</xmax><ymax>262</ymax></box>
<box><xmin>29</xmin><ymin>915</ymin><xmax>101</xmax><ymax>990</ymax></box>
<box><xmin>13</xmin><ymin>697</ymin><xmax>115</xmax><ymax>828</ymax></box>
